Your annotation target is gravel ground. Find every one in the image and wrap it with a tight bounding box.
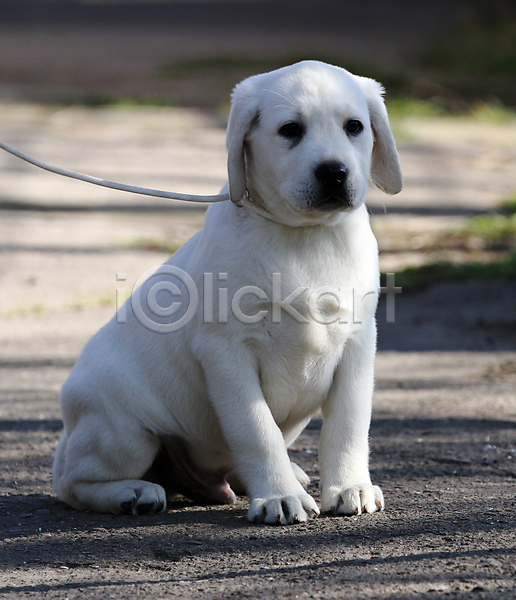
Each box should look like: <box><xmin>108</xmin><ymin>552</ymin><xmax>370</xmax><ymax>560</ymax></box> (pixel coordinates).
<box><xmin>1</xmin><ymin>347</ymin><xmax>515</xmax><ymax>599</ymax></box>
<box><xmin>0</xmin><ymin>104</ymin><xmax>515</xmax><ymax>599</ymax></box>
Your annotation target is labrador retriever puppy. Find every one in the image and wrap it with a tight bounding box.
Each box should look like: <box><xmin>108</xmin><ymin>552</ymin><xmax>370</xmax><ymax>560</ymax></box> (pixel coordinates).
<box><xmin>53</xmin><ymin>60</ymin><xmax>402</xmax><ymax>525</ymax></box>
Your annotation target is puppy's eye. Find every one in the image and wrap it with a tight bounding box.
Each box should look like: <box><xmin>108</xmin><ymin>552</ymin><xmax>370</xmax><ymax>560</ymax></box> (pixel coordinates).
<box><xmin>279</xmin><ymin>122</ymin><xmax>304</xmax><ymax>138</ymax></box>
<box><xmin>346</xmin><ymin>119</ymin><xmax>364</xmax><ymax>136</ymax></box>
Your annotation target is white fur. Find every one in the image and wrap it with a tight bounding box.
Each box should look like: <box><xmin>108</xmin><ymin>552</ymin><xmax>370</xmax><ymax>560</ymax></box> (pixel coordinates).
<box><xmin>53</xmin><ymin>61</ymin><xmax>402</xmax><ymax>525</ymax></box>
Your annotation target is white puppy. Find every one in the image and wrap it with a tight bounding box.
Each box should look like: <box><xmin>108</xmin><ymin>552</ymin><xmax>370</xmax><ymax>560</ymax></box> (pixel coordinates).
<box><xmin>53</xmin><ymin>61</ymin><xmax>402</xmax><ymax>525</ymax></box>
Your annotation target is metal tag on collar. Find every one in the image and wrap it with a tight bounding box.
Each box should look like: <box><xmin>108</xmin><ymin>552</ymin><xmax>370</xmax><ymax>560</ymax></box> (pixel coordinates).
<box><xmin>231</xmin><ymin>189</ymin><xmax>250</xmax><ymax>208</ymax></box>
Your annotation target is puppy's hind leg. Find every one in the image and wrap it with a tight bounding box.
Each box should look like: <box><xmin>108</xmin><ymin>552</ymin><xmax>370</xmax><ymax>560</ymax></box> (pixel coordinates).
<box><xmin>53</xmin><ymin>410</ymin><xmax>166</xmax><ymax>516</ymax></box>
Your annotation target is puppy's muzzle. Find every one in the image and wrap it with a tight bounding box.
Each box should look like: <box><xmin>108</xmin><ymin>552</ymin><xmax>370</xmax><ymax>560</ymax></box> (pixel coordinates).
<box><xmin>313</xmin><ymin>161</ymin><xmax>351</xmax><ymax>211</ymax></box>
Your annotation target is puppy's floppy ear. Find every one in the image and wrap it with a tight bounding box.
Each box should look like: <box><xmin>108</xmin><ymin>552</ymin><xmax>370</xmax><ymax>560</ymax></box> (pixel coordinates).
<box><xmin>226</xmin><ymin>77</ymin><xmax>261</xmax><ymax>205</ymax></box>
<box><xmin>354</xmin><ymin>76</ymin><xmax>403</xmax><ymax>195</ymax></box>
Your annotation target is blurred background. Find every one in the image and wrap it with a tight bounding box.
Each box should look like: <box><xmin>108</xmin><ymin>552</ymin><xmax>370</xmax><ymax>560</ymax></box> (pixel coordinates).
<box><xmin>1</xmin><ymin>6</ymin><xmax>515</xmax><ymax>594</ymax></box>
<box><xmin>0</xmin><ymin>0</ymin><xmax>515</xmax><ymax>353</ymax></box>
<box><xmin>0</xmin><ymin>0</ymin><xmax>515</xmax><ymax>109</ymax></box>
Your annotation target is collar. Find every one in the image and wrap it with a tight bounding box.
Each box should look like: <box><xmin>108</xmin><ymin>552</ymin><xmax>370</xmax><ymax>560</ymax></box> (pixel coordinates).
<box><xmin>234</xmin><ymin>190</ymin><xmax>290</xmax><ymax>226</ymax></box>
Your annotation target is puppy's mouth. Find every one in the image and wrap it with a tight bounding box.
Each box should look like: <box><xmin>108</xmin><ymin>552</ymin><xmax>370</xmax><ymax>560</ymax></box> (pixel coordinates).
<box><xmin>309</xmin><ymin>193</ymin><xmax>354</xmax><ymax>212</ymax></box>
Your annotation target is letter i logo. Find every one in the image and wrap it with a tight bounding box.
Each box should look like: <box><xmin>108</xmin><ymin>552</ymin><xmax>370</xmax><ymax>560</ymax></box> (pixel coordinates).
<box><xmin>116</xmin><ymin>273</ymin><xmax>127</xmax><ymax>323</ymax></box>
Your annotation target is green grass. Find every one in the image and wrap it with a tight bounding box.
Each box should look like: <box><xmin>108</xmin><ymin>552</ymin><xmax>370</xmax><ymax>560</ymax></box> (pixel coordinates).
<box><xmin>393</xmin><ymin>191</ymin><xmax>516</xmax><ymax>290</ymax></box>
<box><xmin>500</xmin><ymin>195</ymin><xmax>516</xmax><ymax>215</ymax></box>
<box><xmin>159</xmin><ymin>50</ymin><xmax>516</xmax><ymax>115</ymax></box>
<box><xmin>46</xmin><ymin>26</ymin><xmax>516</xmax><ymax>112</ymax></box>
<box><xmin>459</xmin><ymin>214</ymin><xmax>516</xmax><ymax>244</ymax></box>
<box><xmin>386</xmin><ymin>98</ymin><xmax>450</xmax><ymax>119</ymax></box>
<box><xmin>159</xmin><ymin>53</ymin><xmax>412</xmax><ymax>96</ymax></box>
<box><xmin>160</xmin><ymin>53</ymin><xmax>400</xmax><ymax>81</ymax></box>
<box><xmin>469</xmin><ymin>102</ymin><xmax>516</xmax><ymax>122</ymax></box>
<box><xmin>391</xmin><ymin>252</ymin><xmax>516</xmax><ymax>290</ymax></box>
<box><xmin>423</xmin><ymin>19</ymin><xmax>516</xmax><ymax>76</ymax></box>
<box><xmin>386</xmin><ymin>98</ymin><xmax>516</xmax><ymax>121</ymax></box>
<box><xmin>419</xmin><ymin>17</ymin><xmax>516</xmax><ymax>108</ymax></box>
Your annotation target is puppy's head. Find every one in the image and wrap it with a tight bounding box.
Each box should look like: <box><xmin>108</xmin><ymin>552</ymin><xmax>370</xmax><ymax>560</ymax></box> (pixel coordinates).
<box><xmin>226</xmin><ymin>61</ymin><xmax>402</xmax><ymax>225</ymax></box>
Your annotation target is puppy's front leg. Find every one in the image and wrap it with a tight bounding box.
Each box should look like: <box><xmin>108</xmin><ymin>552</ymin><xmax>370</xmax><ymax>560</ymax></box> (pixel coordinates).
<box><xmin>319</xmin><ymin>320</ymin><xmax>384</xmax><ymax>516</ymax></box>
<box><xmin>194</xmin><ymin>336</ymin><xmax>319</xmax><ymax>525</ymax></box>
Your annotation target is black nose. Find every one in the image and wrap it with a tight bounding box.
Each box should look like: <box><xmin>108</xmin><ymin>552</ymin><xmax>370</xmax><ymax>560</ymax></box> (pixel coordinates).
<box><xmin>315</xmin><ymin>161</ymin><xmax>347</xmax><ymax>190</ymax></box>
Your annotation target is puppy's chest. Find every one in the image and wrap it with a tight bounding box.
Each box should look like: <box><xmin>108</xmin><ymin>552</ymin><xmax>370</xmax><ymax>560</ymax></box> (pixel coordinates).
<box><xmin>250</xmin><ymin>267</ymin><xmax>376</xmax><ymax>413</ymax></box>
<box><xmin>260</xmin><ymin>290</ymin><xmax>357</xmax><ymax>382</ymax></box>
<box><xmin>256</xmin><ymin>313</ymin><xmax>351</xmax><ymax>423</ymax></box>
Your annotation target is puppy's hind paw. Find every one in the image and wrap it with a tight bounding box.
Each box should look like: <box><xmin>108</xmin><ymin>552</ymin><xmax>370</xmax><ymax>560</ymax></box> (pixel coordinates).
<box><xmin>290</xmin><ymin>461</ymin><xmax>310</xmax><ymax>487</ymax></box>
<box><xmin>118</xmin><ymin>482</ymin><xmax>167</xmax><ymax>516</ymax></box>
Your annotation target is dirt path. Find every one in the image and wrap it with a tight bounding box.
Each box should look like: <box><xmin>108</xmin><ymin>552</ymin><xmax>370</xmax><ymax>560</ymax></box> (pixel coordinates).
<box><xmin>0</xmin><ymin>106</ymin><xmax>515</xmax><ymax>599</ymax></box>
<box><xmin>1</xmin><ymin>347</ymin><xmax>515</xmax><ymax>599</ymax></box>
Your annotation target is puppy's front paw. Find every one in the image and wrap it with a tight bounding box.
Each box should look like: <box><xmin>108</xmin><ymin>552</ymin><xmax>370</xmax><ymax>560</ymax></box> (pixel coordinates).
<box><xmin>321</xmin><ymin>484</ymin><xmax>384</xmax><ymax>516</ymax></box>
<box><xmin>248</xmin><ymin>492</ymin><xmax>319</xmax><ymax>525</ymax></box>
